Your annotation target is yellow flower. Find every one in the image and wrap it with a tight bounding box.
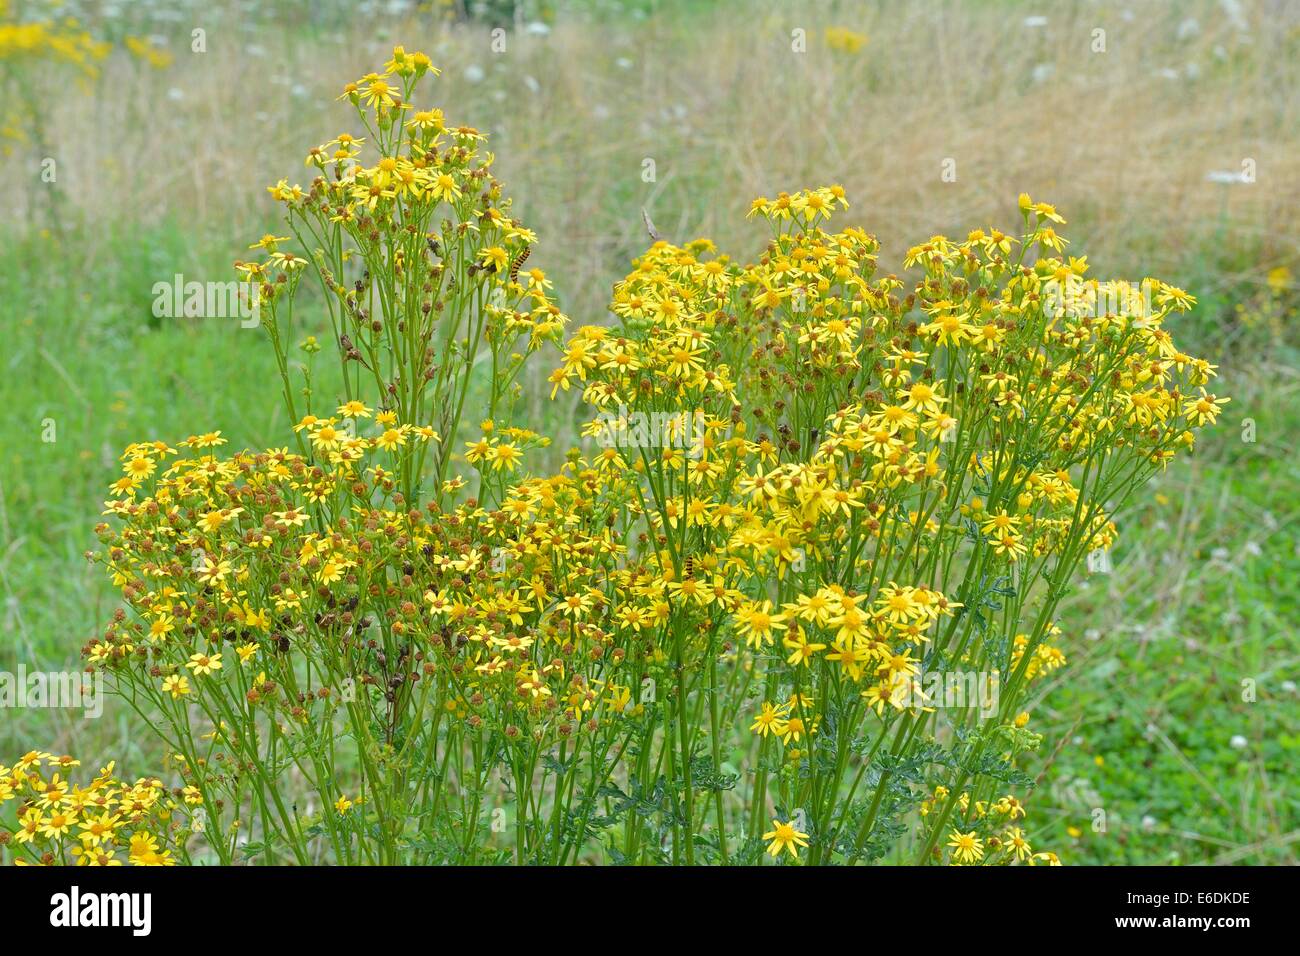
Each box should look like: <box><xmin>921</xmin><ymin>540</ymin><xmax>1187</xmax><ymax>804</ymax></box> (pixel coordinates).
<box><xmin>732</xmin><ymin>599</ymin><xmax>787</xmax><ymax>648</ymax></box>
<box><xmin>429</xmin><ymin>173</ymin><xmax>460</xmax><ymax>202</ymax></box>
<box><xmin>749</xmin><ymin>701</ymin><xmax>787</xmax><ymax>737</ymax></box>
<box><xmin>376</xmin><ymin>427</ymin><xmax>407</xmax><ymax>451</ymax></box>
<box><xmin>479</xmin><ymin>246</ymin><xmax>510</xmax><ymax>273</ymax></box>
<box><xmin>337</xmin><ymin>400</ymin><xmax>372</xmax><ymax>418</ymax></box>
<box><xmin>186</xmin><ymin>652</ymin><xmax>222</xmax><ymax>676</ymax></box>
<box><xmin>782</xmin><ymin>630</ymin><xmax>826</xmax><ymax>667</ymax></box>
<box><xmin>490</xmin><ymin>442</ymin><xmax>523</xmax><ymax>472</ymax></box>
<box><xmin>1182</xmin><ymin>388</ymin><xmax>1228</xmax><ymax>426</ymax></box>
<box><xmin>763</xmin><ymin>819</ymin><xmax>810</xmax><ymax>859</ymax></box>
<box><xmin>947</xmin><ymin>829</ymin><xmax>985</xmax><ymax>864</ymax></box>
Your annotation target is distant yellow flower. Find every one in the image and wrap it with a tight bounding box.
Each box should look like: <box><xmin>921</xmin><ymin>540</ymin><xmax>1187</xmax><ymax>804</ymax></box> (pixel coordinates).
<box><xmin>824</xmin><ymin>26</ymin><xmax>868</xmax><ymax>53</ymax></box>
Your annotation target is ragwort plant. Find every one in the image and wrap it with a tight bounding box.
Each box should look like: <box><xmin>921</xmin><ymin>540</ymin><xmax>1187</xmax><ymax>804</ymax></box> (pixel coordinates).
<box><xmin>2</xmin><ymin>49</ymin><xmax>1229</xmax><ymax>866</ymax></box>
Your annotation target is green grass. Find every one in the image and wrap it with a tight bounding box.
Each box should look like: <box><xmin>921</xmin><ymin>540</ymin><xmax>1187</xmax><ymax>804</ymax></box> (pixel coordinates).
<box><xmin>1029</xmin><ymin>359</ymin><xmax>1300</xmax><ymax>863</ymax></box>
<box><xmin>1</xmin><ymin>222</ymin><xmax>302</xmax><ymax>750</ymax></box>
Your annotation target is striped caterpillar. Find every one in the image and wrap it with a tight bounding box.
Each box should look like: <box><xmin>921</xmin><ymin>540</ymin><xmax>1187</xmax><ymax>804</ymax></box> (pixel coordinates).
<box><xmin>509</xmin><ymin>247</ymin><xmax>531</xmax><ymax>283</ymax></box>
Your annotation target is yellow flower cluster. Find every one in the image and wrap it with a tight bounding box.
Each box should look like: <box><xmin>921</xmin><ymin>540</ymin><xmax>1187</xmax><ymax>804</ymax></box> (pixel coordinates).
<box><xmin>0</xmin><ymin>13</ymin><xmax>108</xmax><ymax>77</ymax></box>
<box><xmin>926</xmin><ymin>786</ymin><xmax>1060</xmax><ymax>865</ymax></box>
<box><xmin>0</xmin><ymin>753</ymin><xmax>183</xmax><ymax>866</ymax></box>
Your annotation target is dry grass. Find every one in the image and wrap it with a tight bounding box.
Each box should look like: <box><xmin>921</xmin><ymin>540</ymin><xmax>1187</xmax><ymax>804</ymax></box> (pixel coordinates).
<box><xmin>21</xmin><ymin>0</ymin><xmax>1299</xmax><ymax>322</ymax></box>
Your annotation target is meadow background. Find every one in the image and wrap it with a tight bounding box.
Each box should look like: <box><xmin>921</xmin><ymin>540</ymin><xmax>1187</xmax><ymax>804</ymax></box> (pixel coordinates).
<box><xmin>1</xmin><ymin>0</ymin><xmax>1296</xmax><ymax>864</ymax></box>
